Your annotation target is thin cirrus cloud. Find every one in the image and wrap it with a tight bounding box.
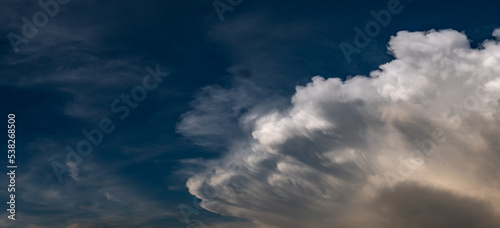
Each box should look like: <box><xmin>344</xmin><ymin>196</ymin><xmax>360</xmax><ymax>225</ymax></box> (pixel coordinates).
<box><xmin>178</xmin><ymin>28</ymin><xmax>500</xmax><ymax>227</ymax></box>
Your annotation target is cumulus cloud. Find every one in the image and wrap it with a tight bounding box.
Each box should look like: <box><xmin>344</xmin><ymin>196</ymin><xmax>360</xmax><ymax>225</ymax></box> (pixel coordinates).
<box><xmin>178</xmin><ymin>28</ymin><xmax>500</xmax><ymax>227</ymax></box>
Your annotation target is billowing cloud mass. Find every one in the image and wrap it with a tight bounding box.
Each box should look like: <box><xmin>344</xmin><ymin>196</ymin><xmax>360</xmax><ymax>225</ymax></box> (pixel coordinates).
<box><xmin>178</xmin><ymin>28</ymin><xmax>500</xmax><ymax>227</ymax></box>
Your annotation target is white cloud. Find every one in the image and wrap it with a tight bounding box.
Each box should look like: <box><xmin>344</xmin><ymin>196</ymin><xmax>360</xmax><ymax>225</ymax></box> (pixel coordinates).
<box><xmin>493</xmin><ymin>28</ymin><xmax>500</xmax><ymax>40</ymax></box>
<box><xmin>179</xmin><ymin>28</ymin><xmax>500</xmax><ymax>227</ymax></box>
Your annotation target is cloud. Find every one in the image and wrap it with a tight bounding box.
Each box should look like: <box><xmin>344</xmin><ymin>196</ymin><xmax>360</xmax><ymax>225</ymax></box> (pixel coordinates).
<box><xmin>187</xmin><ymin>221</ymin><xmax>257</xmax><ymax>228</ymax></box>
<box><xmin>1</xmin><ymin>1</ymin><xmax>168</xmax><ymax>121</ymax></box>
<box><xmin>65</xmin><ymin>225</ymin><xmax>160</xmax><ymax>228</ymax></box>
<box><xmin>369</xmin><ymin>182</ymin><xmax>500</xmax><ymax>228</ymax></box>
<box><xmin>65</xmin><ymin>224</ymin><xmax>161</xmax><ymax>228</ymax></box>
<box><xmin>66</xmin><ymin>224</ymin><xmax>100</xmax><ymax>228</ymax></box>
<box><xmin>179</xmin><ymin>28</ymin><xmax>500</xmax><ymax>227</ymax></box>
<box><xmin>493</xmin><ymin>28</ymin><xmax>500</xmax><ymax>39</ymax></box>
<box><xmin>0</xmin><ymin>137</ymin><xmax>178</xmax><ymax>228</ymax></box>
<box><xmin>177</xmin><ymin>79</ymin><xmax>287</xmax><ymax>149</ymax></box>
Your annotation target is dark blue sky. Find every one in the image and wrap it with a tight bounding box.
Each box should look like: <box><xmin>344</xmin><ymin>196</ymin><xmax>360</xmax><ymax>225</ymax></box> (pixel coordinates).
<box><xmin>1</xmin><ymin>0</ymin><xmax>500</xmax><ymax>227</ymax></box>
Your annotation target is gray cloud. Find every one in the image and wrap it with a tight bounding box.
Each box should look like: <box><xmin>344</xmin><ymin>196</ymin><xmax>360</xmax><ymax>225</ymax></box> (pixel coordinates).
<box><xmin>0</xmin><ymin>137</ymin><xmax>177</xmax><ymax>228</ymax></box>
<box><xmin>177</xmin><ymin>79</ymin><xmax>287</xmax><ymax>150</ymax></box>
<box><xmin>369</xmin><ymin>182</ymin><xmax>500</xmax><ymax>228</ymax></box>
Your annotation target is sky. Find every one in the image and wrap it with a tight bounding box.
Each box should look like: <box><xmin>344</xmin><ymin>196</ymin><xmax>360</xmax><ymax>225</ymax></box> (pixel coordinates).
<box><xmin>1</xmin><ymin>0</ymin><xmax>500</xmax><ymax>227</ymax></box>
